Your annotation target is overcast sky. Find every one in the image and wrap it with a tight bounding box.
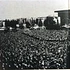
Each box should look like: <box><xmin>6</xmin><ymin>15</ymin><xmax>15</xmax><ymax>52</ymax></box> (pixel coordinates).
<box><xmin>0</xmin><ymin>0</ymin><xmax>69</xmax><ymax>20</ymax></box>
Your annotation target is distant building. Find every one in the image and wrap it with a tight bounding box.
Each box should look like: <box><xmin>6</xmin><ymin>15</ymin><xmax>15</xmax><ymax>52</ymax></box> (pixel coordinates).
<box><xmin>55</xmin><ymin>10</ymin><xmax>70</xmax><ymax>26</ymax></box>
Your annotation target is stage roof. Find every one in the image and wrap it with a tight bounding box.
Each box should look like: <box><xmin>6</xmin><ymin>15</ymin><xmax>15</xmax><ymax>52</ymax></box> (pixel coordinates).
<box><xmin>55</xmin><ymin>10</ymin><xmax>70</xmax><ymax>13</ymax></box>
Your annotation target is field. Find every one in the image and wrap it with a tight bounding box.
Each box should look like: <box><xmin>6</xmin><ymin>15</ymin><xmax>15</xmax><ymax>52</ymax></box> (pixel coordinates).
<box><xmin>0</xmin><ymin>29</ymin><xmax>68</xmax><ymax>69</ymax></box>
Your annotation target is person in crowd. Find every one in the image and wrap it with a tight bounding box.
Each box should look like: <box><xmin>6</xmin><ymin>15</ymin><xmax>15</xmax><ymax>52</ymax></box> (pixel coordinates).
<box><xmin>25</xmin><ymin>19</ymin><xmax>31</xmax><ymax>28</ymax></box>
<box><xmin>38</xmin><ymin>19</ymin><xmax>42</xmax><ymax>27</ymax></box>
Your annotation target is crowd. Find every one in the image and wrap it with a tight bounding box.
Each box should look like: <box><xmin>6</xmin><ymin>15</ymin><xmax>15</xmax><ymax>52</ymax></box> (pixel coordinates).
<box><xmin>0</xmin><ymin>29</ymin><xmax>67</xmax><ymax>70</ymax></box>
<box><xmin>4</xmin><ymin>18</ymin><xmax>43</xmax><ymax>30</ymax></box>
<box><xmin>23</xmin><ymin>29</ymin><xmax>68</xmax><ymax>40</ymax></box>
<box><xmin>0</xmin><ymin>16</ymin><xmax>61</xmax><ymax>31</ymax></box>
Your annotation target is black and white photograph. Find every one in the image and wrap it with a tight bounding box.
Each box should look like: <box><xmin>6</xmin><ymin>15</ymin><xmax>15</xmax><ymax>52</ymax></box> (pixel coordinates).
<box><xmin>0</xmin><ymin>0</ymin><xmax>70</xmax><ymax>70</ymax></box>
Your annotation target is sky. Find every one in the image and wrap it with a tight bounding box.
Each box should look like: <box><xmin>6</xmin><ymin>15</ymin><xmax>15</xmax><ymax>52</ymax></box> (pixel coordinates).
<box><xmin>0</xmin><ymin>0</ymin><xmax>69</xmax><ymax>20</ymax></box>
